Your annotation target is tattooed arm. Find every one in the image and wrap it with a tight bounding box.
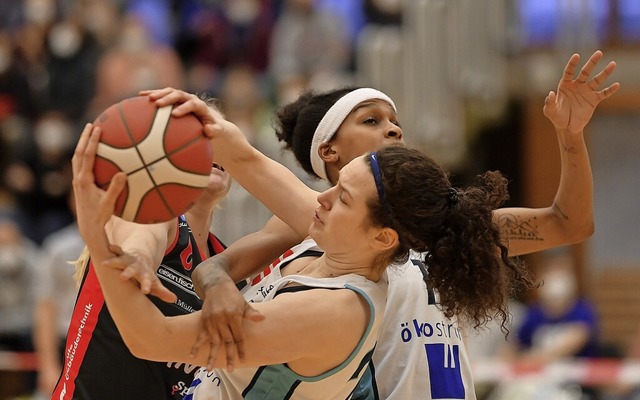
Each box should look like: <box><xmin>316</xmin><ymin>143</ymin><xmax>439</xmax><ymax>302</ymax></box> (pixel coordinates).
<box><xmin>495</xmin><ymin>50</ymin><xmax>619</xmax><ymax>257</ymax></box>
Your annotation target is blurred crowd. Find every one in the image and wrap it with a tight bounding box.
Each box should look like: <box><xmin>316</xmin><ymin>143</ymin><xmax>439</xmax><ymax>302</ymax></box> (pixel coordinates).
<box><xmin>1</xmin><ymin>1</ymin><xmax>640</xmax><ymax>400</ymax></box>
<box><xmin>0</xmin><ymin>0</ymin><xmax>405</xmax><ymax>246</ymax></box>
<box><xmin>0</xmin><ymin>0</ymin><xmax>403</xmax><ymax>398</ymax></box>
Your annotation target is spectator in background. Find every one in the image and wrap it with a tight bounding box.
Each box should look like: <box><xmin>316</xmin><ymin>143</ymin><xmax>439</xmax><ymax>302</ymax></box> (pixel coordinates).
<box><xmin>512</xmin><ymin>249</ymin><xmax>599</xmax><ymax>363</ymax></box>
<box><xmin>317</xmin><ymin>0</ymin><xmax>366</xmax><ymax>70</ymax></box>
<box><xmin>173</xmin><ymin>0</ymin><xmax>278</xmax><ymax>94</ymax></box>
<box><xmin>1</xmin><ymin>111</ymin><xmax>76</xmax><ymax>244</ymax></box>
<box><xmin>490</xmin><ymin>248</ymin><xmax>601</xmax><ymax>400</ymax></box>
<box><xmin>125</xmin><ymin>0</ymin><xmax>175</xmax><ymax>47</ymax></box>
<box><xmin>32</xmin><ymin>191</ymin><xmax>84</xmax><ymax>398</ymax></box>
<box><xmin>269</xmin><ymin>0</ymin><xmax>352</xmax><ymax>104</ymax></box>
<box><xmin>88</xmin><ymin>14</ymin><xmax>184</xmax><ymax>118</ymax></box>
<box><xmin>0</xmin><ymin>214</ymin><xmax>39</xmax><ymax>398</ymax></box>
<box><xmin>44</xmin><ymin>12</ymin><xmax>101</xmax><ymax>120</ymax></box>
<box><xmin>0</xmin><ymin>31</ymin><xmax>36</xmax><ymax>120</ymax></box>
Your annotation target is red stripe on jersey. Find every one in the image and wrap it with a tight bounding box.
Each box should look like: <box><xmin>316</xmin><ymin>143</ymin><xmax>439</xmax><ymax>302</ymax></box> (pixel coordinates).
<box><xmin>208</xmin><ymin>233</ymin><xmax>226</xmax><ymax>255</ymax></box>
<box><xmin>52</xmin><ymin>262</ymin><xmax>105</xmax><ymax>400</ymax></box>
<box><xmin>250</xmin><ymin>249</ymin><xmax>295</xmax><ymax>286</ymax></box>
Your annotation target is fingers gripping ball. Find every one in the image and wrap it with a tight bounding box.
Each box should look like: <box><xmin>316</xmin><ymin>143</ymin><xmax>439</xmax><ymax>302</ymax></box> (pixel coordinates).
<box><xmin>93</xmin><ymin>96</ymin><xmax>212</xmax><ymax>223</ymax></box>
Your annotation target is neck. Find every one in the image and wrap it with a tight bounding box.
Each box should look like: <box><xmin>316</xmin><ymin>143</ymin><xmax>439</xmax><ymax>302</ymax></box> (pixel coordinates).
<box><xmin>184</xmin><ymin>200</ymin><xmax>216</xmax><ymax>254</ymax></box>
<box><xmin>297</xmin><ymin>254</ymin><xmax>382</xmax><ymax>282</ymax></box>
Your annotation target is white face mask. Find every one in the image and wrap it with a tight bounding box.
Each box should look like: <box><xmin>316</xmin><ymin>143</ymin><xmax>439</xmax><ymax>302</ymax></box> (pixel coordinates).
<box><xmin>34</xmin><ymin>116</ymin><xmax>74</xmax><ymax>154</ymax></box>
<box><xmin>538</xmin><ymin>269</ymin><xmax>577</xmax><ymax>306</ymax></box>
<box><xmin>48</xmin><ymin>22</ymin><xmax>83</xmax><ymax>58</ymax></box>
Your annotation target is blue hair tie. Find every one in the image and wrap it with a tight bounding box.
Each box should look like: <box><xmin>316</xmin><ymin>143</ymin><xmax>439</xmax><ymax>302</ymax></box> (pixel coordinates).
<box><xmin>369</xmin><ymin>152</ymin><xmax>393</xmax><ymax>218</ymax></box>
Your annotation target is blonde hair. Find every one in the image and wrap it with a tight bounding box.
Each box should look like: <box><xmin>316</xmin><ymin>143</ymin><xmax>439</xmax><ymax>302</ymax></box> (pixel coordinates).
<box><xmin>73</xmin><ymin>246</ymin><xmax>91</xmax><ymax>289</ymax></box>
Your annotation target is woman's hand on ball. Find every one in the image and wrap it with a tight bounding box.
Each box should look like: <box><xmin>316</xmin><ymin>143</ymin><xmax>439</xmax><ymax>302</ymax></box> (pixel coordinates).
<box><xmin>141</xmin><ymin>87</ymin><xmax>253</xmax><ymax>170</ymax></box>
<box><xmin>72</xmin><ymin>123</ymin><xmax>127</xmax><ymax>259</ymax></box>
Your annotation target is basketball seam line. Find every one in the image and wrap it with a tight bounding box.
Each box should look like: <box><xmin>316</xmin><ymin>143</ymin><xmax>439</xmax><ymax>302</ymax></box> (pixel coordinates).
<box><xmin>118</xmin><ymin>100</ymin><xmax>173</xmax><ymax>220</ymax></box>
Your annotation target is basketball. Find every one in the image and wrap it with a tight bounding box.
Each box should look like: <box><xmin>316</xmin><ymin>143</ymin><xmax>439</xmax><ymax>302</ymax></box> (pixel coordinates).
<box><xmin>92</xmin><ymin>96</ymin><xmax>212</xmax><ymax>224</ymax></box>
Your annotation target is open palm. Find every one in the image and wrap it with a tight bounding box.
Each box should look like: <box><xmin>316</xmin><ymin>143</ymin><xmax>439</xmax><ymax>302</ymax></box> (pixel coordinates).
<box><xmin>543</xmin><ymin>50</ymin><xmax>620</xmax><ymax>134</ymax></box>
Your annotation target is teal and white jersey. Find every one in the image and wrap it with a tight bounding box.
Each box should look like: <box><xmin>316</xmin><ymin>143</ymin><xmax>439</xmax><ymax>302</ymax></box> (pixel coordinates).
<box><xmin>185</xmin><ymin>238</ymin><xmax>387</xmax><ymax>400</ymax></box>
<box><xmin>368</xmin><ymin>251</ymin><xmax>476</xmax><ymax>400</ymax></box>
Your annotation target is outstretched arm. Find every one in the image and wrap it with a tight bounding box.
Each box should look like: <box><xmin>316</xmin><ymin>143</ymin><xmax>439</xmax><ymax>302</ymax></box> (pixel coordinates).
<box><xmin>494</xmin><ymin>50</ymin><xmax>620</xmax><ymax>256</ymax></box>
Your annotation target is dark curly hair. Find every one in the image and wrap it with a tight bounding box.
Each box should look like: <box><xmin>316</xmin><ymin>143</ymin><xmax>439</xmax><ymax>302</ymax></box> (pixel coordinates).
<box><xmin>368</xmin><ymin>146</ymin><xmax>533</xmax><ymax>330</ymax></box>
<box><xmin>274</xmin><ymin>87</ymin><xmax>358</xmax><ymax>178</ymax></box>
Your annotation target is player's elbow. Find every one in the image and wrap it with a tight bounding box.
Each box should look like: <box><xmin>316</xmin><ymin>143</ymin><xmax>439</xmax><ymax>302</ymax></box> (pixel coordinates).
<box><xmin>581</xmin><ymin>220</ymin><xmax>595</xmax><ymax>240</ymax></box>
<box><xmin>556</xmin><ymin>206</ymin><xmax>595</xmax><ymax>244</ymax></box>
<box><xmin>121</xmin><ymin>331</ymin><xmax>162</xmax><ymax>362</ymax></box>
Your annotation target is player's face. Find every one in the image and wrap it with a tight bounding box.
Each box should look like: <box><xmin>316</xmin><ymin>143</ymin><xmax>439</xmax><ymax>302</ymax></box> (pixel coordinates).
<box><xmin>310</xmin><ymin>155</ymin><xmax>378</xmax><ymax>253</ymax></box>
<box><xmin>329</xmin><ymin>99</ymin><xmax>404</xmax><ymax>171</ymax></box>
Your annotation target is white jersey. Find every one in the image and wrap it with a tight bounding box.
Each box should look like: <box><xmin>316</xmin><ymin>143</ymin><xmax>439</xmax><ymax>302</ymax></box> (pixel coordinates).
<box><xmin>185</xmin><ymin>238</ymin><xmax>387</xmax><ymax>400</ymax></box>
<box><xmin>366</xmin><ymin>252</ymin><xmax>476</xmax><ymax>400</ymax></box>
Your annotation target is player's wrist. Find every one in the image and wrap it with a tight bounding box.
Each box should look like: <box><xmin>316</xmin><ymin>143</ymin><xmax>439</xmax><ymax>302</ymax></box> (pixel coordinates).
<box><xmin>193</xmin><ymin>256</ymin><xmax>233</xmax><ymax>297</ymax></box>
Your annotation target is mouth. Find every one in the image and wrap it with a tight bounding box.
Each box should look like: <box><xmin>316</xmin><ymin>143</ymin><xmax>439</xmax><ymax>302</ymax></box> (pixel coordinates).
<box><xmin>312</xmin><ymin>211</ymin><xmax>322</xmax><ymax>224</ymax></box>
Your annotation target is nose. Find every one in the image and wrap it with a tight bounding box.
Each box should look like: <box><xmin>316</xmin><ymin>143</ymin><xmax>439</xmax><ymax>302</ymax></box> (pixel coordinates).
<box><xmin>385</xmin><ymin>123</ymin><xmax>403</xmax><ymax>141</ymax></box>
<box><xmin>317</xmin><ymin>186</ymin><xmax>335</xmax><ymax>209</ymax></box>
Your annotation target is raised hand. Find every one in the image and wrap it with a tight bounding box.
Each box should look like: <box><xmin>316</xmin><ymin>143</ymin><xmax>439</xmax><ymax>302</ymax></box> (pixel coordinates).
<box><xmin>543</xmin><ymin>50</ymin><xmax>620</xmax><ymax>134</ymax></box>
<box><xmin>71</xmin><ymin>123</ymin><xmax>126</xmax><ymax>248</ymax></box>
<box><xmin>140</xmin><ymin>88</ymin><xmax>251</xmax><ymax>168</ymax></box>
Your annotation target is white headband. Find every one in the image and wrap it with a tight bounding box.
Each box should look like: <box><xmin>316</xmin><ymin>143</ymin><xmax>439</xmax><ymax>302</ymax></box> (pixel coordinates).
<box><xmin>310</xmin><ymin>88</ymin><xmax>397</xmax><ymax>181</ymax></box>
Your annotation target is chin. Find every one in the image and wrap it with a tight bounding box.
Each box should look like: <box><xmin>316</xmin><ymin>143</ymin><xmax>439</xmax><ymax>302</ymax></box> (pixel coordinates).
<box><xmin>307</xmin><ymin>230</ymin><xmax>322</xmax><ymax>245</ymax></box>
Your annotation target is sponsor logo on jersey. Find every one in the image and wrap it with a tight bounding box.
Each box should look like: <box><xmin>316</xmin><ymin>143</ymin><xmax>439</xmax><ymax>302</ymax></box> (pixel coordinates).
<box><xmin>63</xmin><ymin>303</ymin><xmax>93</xmax><ymax>380</ymax></box>
<box><xmin>398</xmin><ymin>318</ymin><xmax>463</xmax><ymax>343</ymax></box>
<box><xmin>157</xmin><ymin>265</ymin><xmax>197</xmax><ymax>295</ymax></box>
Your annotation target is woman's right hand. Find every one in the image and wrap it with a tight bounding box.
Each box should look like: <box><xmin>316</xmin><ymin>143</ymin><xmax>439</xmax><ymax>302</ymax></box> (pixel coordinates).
<box><xmin>139</xmin><ymin>88</ymin><xmax>249</xmax><ymax>161</ymax></box>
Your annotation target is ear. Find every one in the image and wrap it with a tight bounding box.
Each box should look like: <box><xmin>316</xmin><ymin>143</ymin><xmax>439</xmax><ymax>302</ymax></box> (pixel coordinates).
<box><xmin>318</xmin><ymin>142</ymin><xmax>339</xmax><ymax>164</ymax></box>
<box><xmin>370</xmin><ymin>227</ymin><xmax>399</xmax><ymax>252</ymax></box>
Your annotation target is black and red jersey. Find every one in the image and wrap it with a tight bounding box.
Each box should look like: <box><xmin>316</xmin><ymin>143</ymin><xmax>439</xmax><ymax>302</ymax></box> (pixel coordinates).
<box><xmin>52</xmin><ymin>216</ymin><xmax>225</xmax><ymax>400</ymax></box>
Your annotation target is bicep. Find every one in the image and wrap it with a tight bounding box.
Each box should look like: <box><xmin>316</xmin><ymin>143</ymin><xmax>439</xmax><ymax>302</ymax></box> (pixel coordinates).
<box><xmin>185</xmin><ymin>289</ymin><xmax>370</xmax><ymax>370</ymax></box>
